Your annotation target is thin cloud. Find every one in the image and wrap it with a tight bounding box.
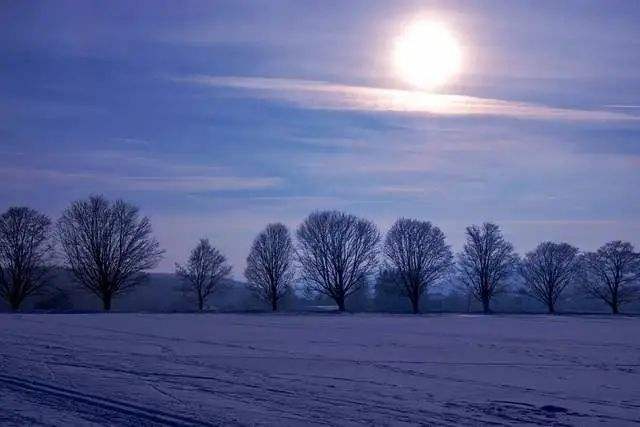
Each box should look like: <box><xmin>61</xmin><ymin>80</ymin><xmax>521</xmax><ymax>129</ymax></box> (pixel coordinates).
<box><xmin>500</xmin><ymin>219</ymin><xmax>623</xmax><ymax>226</ymax></box>
<box><xmin>605</xmin><ymin>105</ymin><xmax>640</xmax><ymax>109</ymax></box>
<box><xmin>123</xmin><ymin>176</ymin><xmax>282</xmax><ymax>191</ymax></box>
<box><xmin>175</xmin><ymin>75</ymin><xmax>639</xmax><ymax>122</ymax></box>
<box><xmin>111</xmin><ymin>137</ymin><xmax>152</xmax><ymax>146</ymax></box>
<box><xmin>372</xmin><ymin>185</ymin><xmax>433</xmax><ymax>195</ymax></box>
<box><xmin>0</xmin><ymin>167</ymin><xmax>282</xmax><ymax>192</ymax></box>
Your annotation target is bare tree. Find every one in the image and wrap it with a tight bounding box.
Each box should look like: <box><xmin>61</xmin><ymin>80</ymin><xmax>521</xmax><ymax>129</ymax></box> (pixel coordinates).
<box><xmin>245</xmin><ymin>223</ymin><xmax>295</xmax><ymax>311</ymax></box>
<box><xmin>0</xmin><ymin>207</ymin><xmax>54</xmax><ymax>310</ymax></box>
<box><xmin>578</xmin><ymin>241</ymin><xmax>640</xmax><ymax>314</ymax></box>
<box><xmin>383</xmin><ymin>218</ymin><xmax>453</xmax><ymax>314</ymax></box>
<box><xmin>176</xmin><ymin>238</ymin><xmax>232</xmax><ymax>311</ymax></box>
<box><xmin>296</xmin><ymin>210</ymin><xmax>380</xmax><ymax>312</ymax></box>
<box><xmin>519</xmin><ymin>242</ymin><xmax>579</xmax><ymax>314</ymax></box>
<box><xmin>57</xmin><ymin>195</ymin><xmax>164</xmax><ymax>311</ymax></box>
<box><xmin>457</xmin><ymin>222</ymin><xmax>518</xmax><ymax>314</ymax></box>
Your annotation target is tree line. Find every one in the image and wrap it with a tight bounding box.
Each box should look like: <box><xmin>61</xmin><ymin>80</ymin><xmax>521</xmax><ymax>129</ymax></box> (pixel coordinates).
<box><xmin>1</xmin><ymin>195</ymin><xmax>639</xmax><ymax>314</ymax></box>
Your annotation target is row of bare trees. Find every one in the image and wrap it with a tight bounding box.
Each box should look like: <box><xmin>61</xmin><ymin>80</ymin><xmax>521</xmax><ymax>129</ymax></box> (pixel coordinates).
<box><xmin>1</xmin><ymin>198</ymin><xmax>639</xmax><ymax>314</ymax></box>
<box><xmin>0</xmin><ymin>196</ymin><xmax>164</xmax><ymax>311</ymax></box>
<box><xmin>389</xmin><ymin>221</ymin><xmax>639</xmax><ymax>314</ymax></box>
<box><xmin>247</xmin><ymin>213</ymin><xmax>638</xmax><ymax>314</ymax></box>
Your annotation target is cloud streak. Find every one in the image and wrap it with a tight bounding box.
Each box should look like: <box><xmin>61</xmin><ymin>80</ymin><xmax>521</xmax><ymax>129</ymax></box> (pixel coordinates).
<box><xmin>123</xmin><ymin>176</ymin><xmax>282</xmax><ymax>191</ymax></box>
<box><xmin>175</xmin><ymin>75</ymin><xmax>638</xmax><ymax>122</ymax></box>
<box><xmin>0</xmin><ymin>167</ymin><xmax>282</xmax><ymax>193</ymax></box>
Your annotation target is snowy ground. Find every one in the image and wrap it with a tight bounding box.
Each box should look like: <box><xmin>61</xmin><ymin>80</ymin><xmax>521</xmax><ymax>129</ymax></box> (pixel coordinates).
<box><xmin>0</xmin><ymin>313</ymin><xmax>638</xmax><ymax>426</ymax></box>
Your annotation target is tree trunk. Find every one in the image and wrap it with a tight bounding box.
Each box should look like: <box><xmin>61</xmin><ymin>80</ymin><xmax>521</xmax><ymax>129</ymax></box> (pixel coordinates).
<box><xmin>271</xmin><ymin>297</ymin><xmax>278</xmax><ymax>312</ymax></box>
<box><xmin>610</xmin><ymin>291</ymin><xmax>619</xmax><ymax>314</ymax></box>
<box><xmin>102</xmin><ymin>295</ymin><xmax>112</xmax><ymax>311</ymax></box>
<box><xmin>198</xmin><ymin>295</ymin><xmax>204</xmax><ymax>311</ymax></box>
<box><xmin>8</xmin><ymin>285</ymin><xmax>24</xmax><ymax>311</ymax></box>
<box><xmin>547</xmin><ymin>300</ymin><xmax>555</xmax><ymax>314</ymax></box>
<box><xmin>411</xmin><ymin>297</ymin><xmax>420</xmax><ymax>314</ymax></box>
<box><xmin>611</xmin><ymin>302</ymin><xmax>619</xmax><ymax>314</ymax></box>
<box><xmin>335</xmin><ymin>295</ymin><xmax>346</xmax><ymax>312</ymax></box>
<box><xmin>481</xmin><ymin>296</ymin><xmax>491</xmax><ymax>314</ymax></box>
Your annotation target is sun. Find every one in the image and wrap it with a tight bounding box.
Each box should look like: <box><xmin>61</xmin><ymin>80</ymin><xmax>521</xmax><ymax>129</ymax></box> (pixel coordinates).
<box><xmin>393</xmin><ymin>21</ymin><xmax>462</xmax><ymax>90</ymax></box>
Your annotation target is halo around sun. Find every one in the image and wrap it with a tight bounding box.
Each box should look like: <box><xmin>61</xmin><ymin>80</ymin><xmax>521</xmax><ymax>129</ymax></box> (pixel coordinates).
<box><xmin>394</xmin><ymin>21</ymin><xmax>462</xmax><ymax>90</ymax></box>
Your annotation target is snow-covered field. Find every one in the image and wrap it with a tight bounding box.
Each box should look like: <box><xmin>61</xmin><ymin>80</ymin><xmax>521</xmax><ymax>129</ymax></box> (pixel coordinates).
<box><xmin>0</xmin><ymin>314</ymin><xmax>638</xmax><ymax>426</ymax></box>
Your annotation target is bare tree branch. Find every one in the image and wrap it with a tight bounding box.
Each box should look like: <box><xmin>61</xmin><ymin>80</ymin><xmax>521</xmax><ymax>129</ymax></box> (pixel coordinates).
<box><xmin>176</xmin><ymin>238</ymin><xmax>232</xmax><ymax>311</ymax></box>
<box><xmin>57</xmin><ymin>195</ymin><xmax>164</xmax><ymax>310</ymax></box>
<box><xmin>0</xmin><ymin>207</ymin><xmax>55</xmax><ymax>310</ymax></box>
<box><xmin>245</xmin><ymin>223</ymin><xmax>295</xmax><ymax>311</ymax></box>
<box><xmin>383</xmin><ymin>218</ymin><xmax>453</xmax><ymax>313</ymax></box>
<box><xmin>296</xmin><ymin>211</ymin><xmax>380</xmax><ymax>312</ymax></box>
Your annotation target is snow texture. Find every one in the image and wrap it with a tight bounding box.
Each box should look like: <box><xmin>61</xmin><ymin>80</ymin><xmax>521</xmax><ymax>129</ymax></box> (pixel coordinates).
<box><xmin>1</xmin><ymin>313</ymin><xmax>639</xmax><ymax>426</ymax></box>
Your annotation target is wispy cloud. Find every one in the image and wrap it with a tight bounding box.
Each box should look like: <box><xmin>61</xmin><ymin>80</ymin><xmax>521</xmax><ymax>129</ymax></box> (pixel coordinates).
<box><xmin>371</xmin><ymin>185</ymin><xmax>435</xmax><ymax>195</ymax></box>
<box><xmin>0</xmin><ymin>167</ymin><xmax>282</xmax><ymax>192</ymax></box>
<box><xmin>500</xmin><ymin>219</ymin><xmax>623</xmax><ymax>226</ymax></box>
<box><xmin>3</xmin><ymin>149</ymin><xmax>284</xmax><ymax>192</ymax></box>
<box><xmin>123</xmin><ymin>176</ymin><xmax>282</xmax><ymax>191</ymax></box>
<box><xmin>605</xmin><ymin>105</ymin><xmax>640</xmax><ymax>109</ymax></box>
<box><xmin>175</xmin><ymin>75</ymin><xmax>638</xmax><ymax>122</ymax></box>
<box><xmin>110</xmin><ymin>137</ymin><xmax>152</xmax><ymax>146</ymax></box>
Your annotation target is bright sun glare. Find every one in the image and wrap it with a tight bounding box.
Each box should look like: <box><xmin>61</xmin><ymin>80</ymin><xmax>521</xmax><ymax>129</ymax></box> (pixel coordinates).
<box><xmin>394</xmin><ymin>21</ymin><xmax>462</xmax><ymax>90</ymax></box>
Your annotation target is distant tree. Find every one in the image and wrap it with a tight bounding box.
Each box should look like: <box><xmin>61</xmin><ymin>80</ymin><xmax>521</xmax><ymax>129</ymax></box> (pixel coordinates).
<box><xmin>457</xmin><ymin>222</ymin><xmax>518</xmax><ymax>314</ymax></box>
<box><xmin>383</xmin><ymin>218</ymin><xmax>453</xmax><ymax>313</ymax></box>
<box><xmin>245</xmin><ymin>223</ymin><xmax>295</xmax><ymax>311</ymax></box>
<box><xmin>373</xmin><ymin>268</ymin><xmax>409</xmax><ymax>312</ymax></box>
<box><xmin>57</xmin><ymin>195</ymin><xmax>164</xmax><ymax>311</ymax></box>
<box><xmin>578</xmin><ymin>241</ymin><xmax>640</xmax><ymax>314</ymax></box>
<box><xmin>296</xmin><ymin>210</ymin><xmax>380</xmax><ymax>312</ymax></box>
<box><xmin>34</xmin><ymin>286</ymin><xmax>73</xmax><ymax>311</ymax></box>
<box><xmin>176</xmin><ymin>238</ymin><xmax>232</xmax><ymax>311</ymax></box>
<box><xmin>343</xmin><ymin>283</ymin><xmax>372</xmax><ymax>312</ymax></box>
<box><xmin>519</xmin><ymin>242</ymin><xmax>579</xmax><ymax>314</ymax></box>
<box><xmin>0</xmin><ymin>207</ymin><xmax>54</xmax><ymax>310</ymax></box>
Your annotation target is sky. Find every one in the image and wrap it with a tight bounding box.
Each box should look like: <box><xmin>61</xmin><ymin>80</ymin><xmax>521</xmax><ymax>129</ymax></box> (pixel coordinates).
<box><xmin>1</xmin><ymin>0</ymin><xmax>639</xmax><ymax>276</ymax></box>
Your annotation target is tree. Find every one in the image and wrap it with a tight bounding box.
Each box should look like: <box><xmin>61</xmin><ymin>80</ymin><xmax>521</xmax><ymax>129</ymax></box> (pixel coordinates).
<box><xmin>245</xmin><ymin>223</ymin><xmax>295</xmax><ymax>311</ymax></box>
<box><xmin>0</xmin><ymin>207</ymin><xmax>54</xmax><ymax>310</ymax></box>
<box><xmin>519</xmin><ymin>242</ymin><xmax>579</xmax><ymax>314</ymax></box>
<box><xmin>296</xmin><ymin>210</ymin><xmax>380</xmax><ymax>312</ymax></box>
<box><xmin>457</xmin><ymin>222</ymin><xmax>518</xmax><ymax>313</ymax></box>
<box><xmin>57</xmin><ymin>195</ymin><xmax>164</xmax><ymax>311</ymax></box>
<box><xmin>383</xmin><ymin>218</ymin><xmax>453</xmax><ymax>313</ymax></box>
<box><xmin>373</xmin><ymin>268</ymin><xmax>411</xmax><ymax>312</ymax></box>
<box><xmin>176</xmin><ymin>238</ymin><xmax>232</xmax><ymax>311</ymax></box>
<box><xmin>578</xmin><ymin>241</ymin><xmax>640</xmax><ymax>314</ymax></box>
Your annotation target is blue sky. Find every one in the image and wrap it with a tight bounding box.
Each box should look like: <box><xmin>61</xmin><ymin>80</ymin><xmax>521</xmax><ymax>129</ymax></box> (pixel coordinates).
<box><xmin>1</xmin><ymin>0</ymin><xmax>639</xmax><ymax>275</ymax></box>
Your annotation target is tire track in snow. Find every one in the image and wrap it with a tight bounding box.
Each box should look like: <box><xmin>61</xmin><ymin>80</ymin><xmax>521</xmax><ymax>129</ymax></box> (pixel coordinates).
<box><xmin>0</xmin><ymin>374</ymin><xmax>228</xmax><ymax>427</ymax></box>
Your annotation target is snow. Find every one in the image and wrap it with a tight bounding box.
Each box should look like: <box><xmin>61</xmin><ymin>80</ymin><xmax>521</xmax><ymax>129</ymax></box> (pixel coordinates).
<box><xmin>1</xmin><ymin>313</ymin><xmax>639</xmax><ymax>426</ymax></box>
